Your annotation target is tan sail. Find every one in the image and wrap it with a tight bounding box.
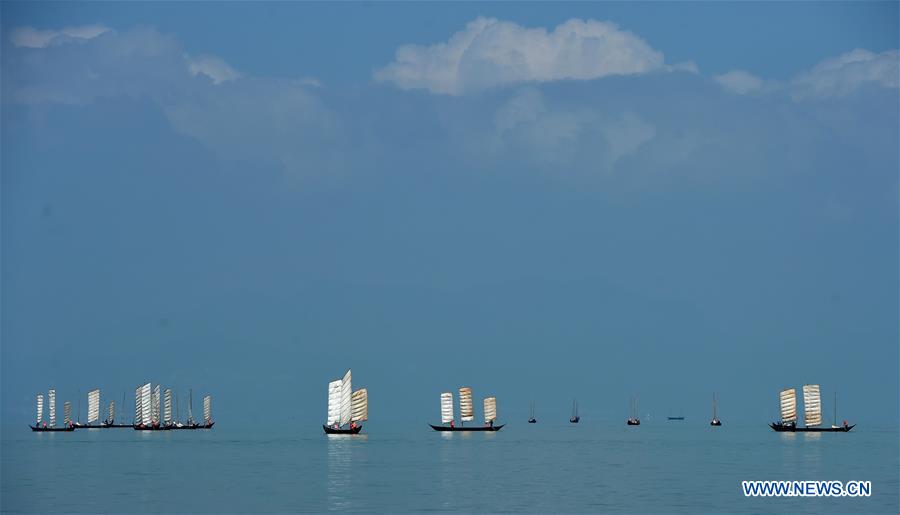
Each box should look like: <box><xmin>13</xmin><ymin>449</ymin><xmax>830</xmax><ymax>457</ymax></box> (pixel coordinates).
<box><xmin>440</xmin><ymin>392</ymin><xmax>454</xmax><ymax>424</ymax></box>
<box><xmin>483</xmin><ymin>397</ymin><xmax>497</xmax><ymax>423</ymax></box>
<box><xmin>351</xmin><ymin>389</ymin><xmax>368</xmax><ymax>422</ymax></box>
<box><xmin>459</xmin><ymin>387</ymin><xmax>474</xmax><ymax>422</ymax></box>
<box><xmin>802</xmin><ymin>384</ymin><xmax>822</xmax><ymax>427</ymax></box>
<box><xmin>779</xmin><ymin>388</ymin><xmax>797</xmax><ymax>423</ymax></box>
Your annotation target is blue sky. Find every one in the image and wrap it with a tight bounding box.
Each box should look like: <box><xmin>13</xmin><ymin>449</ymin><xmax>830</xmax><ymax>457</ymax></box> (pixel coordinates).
<box><xmin>1</xmin><ymin>1</ymin><xmax>897</xmax><ymax>428</ymax></box>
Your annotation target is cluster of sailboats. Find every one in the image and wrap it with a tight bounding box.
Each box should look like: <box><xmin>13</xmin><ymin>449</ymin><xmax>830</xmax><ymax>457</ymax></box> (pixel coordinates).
<box><xmin>29</xmin><ymin>385</ymin><xmax>214</xmax><ymax>432</ymax></box>
<box><xmin>31</xmin><ymin>378</ymin><xmax>854</xmax><ymax>435</ymax></box>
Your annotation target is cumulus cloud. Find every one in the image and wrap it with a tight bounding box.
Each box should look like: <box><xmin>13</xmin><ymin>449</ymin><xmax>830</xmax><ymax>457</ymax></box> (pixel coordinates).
<box><xmin>713</xmin><ymin>70</ymin><xmax>765</xmax><ymax>95</ymax></box>
<box><xmin>790</xmin><ymin>49</ymin><xmax>898</xmax><ymax>100</ymax></box>
<box><xmin>9</xmin><ymin>24</ymin><xmax>111</xmax><ymax>48</ymax></box>
<box><xmin>715</xmin><ymin>49</ymin><xmax>898</xmax><ymax>100</ymax></box>
<box><xmin>186</xmin><ymin>54</ymin><xmax>242</xmax><ymax>84</ymax></box>
<box><xmin>375</xmin><ymin>17</ymin><xmax>690</xmax><ymax>95</ymax></box>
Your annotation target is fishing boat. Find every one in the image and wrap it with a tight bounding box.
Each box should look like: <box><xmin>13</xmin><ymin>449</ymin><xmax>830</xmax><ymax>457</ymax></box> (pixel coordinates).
<box><xmin>134</xmin><ymin>383</ymin><xmax>167</xmax><ymax>430</ymax></box>
<box><xmin>770</xmin><ymin>385</ymin><xmax>854</xmax><ymax>432</ymax></box>
<box><xmin>429</xmin><ymin>387</ymin><xmax>503</xmax><ymax>432</ymax></box>
<box><xmin>528</xmin><ymin>401</ymin><xmax>537</xmax><ymax>423</ymax></box>
<box><xmin>569</xmin><ymin>400</ymin><xmax>580</xmax><ymax>423</ymax></box>
<box><xmin>323</xmin><ymin>369</ymin><xmax>366</xmax><ymax>434</ymax></box>
<box><xmin>171</xmin><ymin>389</ymin><xmax>201</xmax><ymax>429</ymax></box>
<box><xmin>102</xmin><ymin>392</ymin><xmax>131</xmax><ymax>428</ymax></box>
<box><xmin>710</xmin><ymin>393</ymin><xmax>722</xmax><ymax>426</ymax></box>
<box><xmin>627</xmin><ymin>396</ymin><xmax>640</xmax><ymax>425</ymax></box>
<box><xmin>75</xmin><ymin>389</ymin><xmax>103</xmax><ymax>428</ymax></box>
<box><xmin>30</xmin><ymin>390</ymin><xmax>75</xmax><ymax>432</ymax></box>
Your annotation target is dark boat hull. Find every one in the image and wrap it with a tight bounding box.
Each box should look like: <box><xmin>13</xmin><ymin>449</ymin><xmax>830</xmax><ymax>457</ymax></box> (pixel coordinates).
<box><xmin>668</xmin><ymin>417</ymin><xmax>685</xmax><ymax>421</ymax></box>
<box><xmin>429</xmin><ymin>424</ymin><xmax>503</xmax><ymax>432</ymax></box>
<box><xmin>710</xmin><ymin>420</ymin><xmax>722</xmax><ymax>426</ymax></box>
<box><xmin>100</xmin><ymin>423</ymin><xmax>133</xmax><ymax>428</ymax></box>
<box><xmin>769</xmin><ymin>422</ymin><xmax>854</xmax><ymax>432</ymax></box>
<box><xmin>569</xmin><ymin>417</ymin><xmax>580</xmax><ymax>423</ymax></box>
<box><xmin>627</xmin><ymin>419</ymin><xmax>641</xmax><ymax>425</ymax></box>
<box><xmin>323</xmin><ymin>425</ymin><xmax>362</xmax><ymax>434</ymax></box>
<box><xmin>30</xmin><ymin>425</ymin><xmax>75</xmax><ymax>432</ymax></box>
<box><xmin>528</xmin><ymin>419</ymin><xmax>537</xmax><ymax>423</ymax></box>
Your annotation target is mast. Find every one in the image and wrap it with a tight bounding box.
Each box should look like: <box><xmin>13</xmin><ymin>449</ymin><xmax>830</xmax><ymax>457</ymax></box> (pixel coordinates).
<box><xmin>188</xmin><ymin>389</ymin><xmax>193</xmax><ymax>424</ymax></box>
<box><xmin>713</xmin><ymin>393</ymin><xmax>717</xmax><ymax>419</ymax></box>
<box><xmin>77</xmin><ymin>390</ymin><xmax>81</xmax><ymax>423</ymax></box>
<box><xmin>339</xmin><ymin>370</ymin><xmax>352</xmax><ymax>428</ymax></box>
<box><xmin>176</xmin><ymin>390</ymin><xmax>180</xmax><ymax>424</ymax></box>
<box><xmin>833</xmin><ymin>392</ymin><xmax>837</xmax><ymax>427</ymax></box>
<box><xmin>121</xmin><ymin>392</ymin><xmax>126</xmax><ymax>424</ymax></box>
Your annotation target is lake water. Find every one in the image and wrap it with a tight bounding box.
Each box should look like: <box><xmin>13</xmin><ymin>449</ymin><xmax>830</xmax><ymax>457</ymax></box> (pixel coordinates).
<box><xmin>2</xmin><ymin>422</ymin><xmax>897</xmax><ymax>513</ymax></box>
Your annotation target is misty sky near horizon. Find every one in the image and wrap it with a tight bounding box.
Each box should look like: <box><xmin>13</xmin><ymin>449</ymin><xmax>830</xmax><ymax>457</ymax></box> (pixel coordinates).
<box><xmin>2</xmin><ymin>1</ymin><xmax>897</xmax><ymax>429</ymax></box>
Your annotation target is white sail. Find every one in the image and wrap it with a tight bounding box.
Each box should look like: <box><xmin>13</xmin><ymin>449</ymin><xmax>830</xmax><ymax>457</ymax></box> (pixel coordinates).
<box><xmin>49</xmin><ymin>389</ymin><xmax>57</xmax><ymax>427</ymax></box>
<box><xmin>780</xmin><ymin>388</ymin><xmax>797</xmax><ymax>423</ymax></box>
<box><xmin>483</xmin><ymin>397</ymin><xmax>497</xmax><ymax>423</ymax></box>
<box><xmin>140</xmin><ymin>383</ymin><xmax>152</xmax><ymax>425</ymax></box>
<box><xmin>36</xmin><ymin>394</ymin><xmax>44</xmax><ymax>424</ymax></box>
<box><xmin>802</xmin><ymin>384</ymin><xmax>822</xmax><ymax>427</ymax></box>
<box><xmin>108</xmin><ymin>400</ymin><xmax>115</xmax><ymax>423</ymax></box>
<box><xmin>441</xmin><ymin>392</ymin><xmax>454</xmax><ymax>424</ymax></box>
<box><xmin>203</xmin><ymin>395</ymin><xmax>212</xmax><ymax>423</ymax></box>
<box><xmin>339</xmin><ymin>369</ymin><xmax>352</xmax><ymax>427</ymax></box>
<box><xmin>350</xmin><ymin>389</ymin><xmax>368</xmax><ymax>422</ymax></box>
<box><xmin>459</xmin><ymin>387</ymin><xmax>474</xmax><ymax>422</ymax></box>
<box><xmin>135</xmin><ymin>387</ymin><xmax>142</xmax><ymax>425</ymax></box>
<box><xmin>326</xmin><ymin>379</ymin><xmax>342</xmax><ymax>425</ymax></box>
<box><xmin>87</xmin><ymin>389</ymin><xmax>100</xmax><ymax>424</ymax></box>
<box><xmin>64</xmin><ymin>401</ymin><xmax>72</xmax><ymax>425</ymax></box>
<box><xmin>164</xmin><ymin>389</ymin><xmax>173</xmax><ymax>425</ymax></box>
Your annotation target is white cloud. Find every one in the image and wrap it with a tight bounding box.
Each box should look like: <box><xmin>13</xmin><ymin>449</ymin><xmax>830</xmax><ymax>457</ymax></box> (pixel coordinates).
<box><xmin>714</xmin><ymin>70</ymin><xmax>765</xmax><ymax>95</ymax></box>
<box><xmin>375</xmin><ymin>17</ymin><xmax>685</xmax><ymax>95</ymax></box>
<box><xmin>10</xmin><ymin>25</ymin><xmax>110</xmax><ymax>48</ymax></box>
<box><xmin>790</xmin><ymin>49</ymin><xmax>898</xmax><ymax>100</ymax></box>
<box><xmin>186</xmin><ymin>54</ymin><xmax>242</xmax><ymax>84</ymax></box>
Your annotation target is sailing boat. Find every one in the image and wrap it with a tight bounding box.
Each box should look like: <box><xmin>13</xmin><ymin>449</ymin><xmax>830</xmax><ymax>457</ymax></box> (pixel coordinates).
<box><xmin>769</xmin><ymin>385</ymin><xmax>854</xmax><ymax>432</ymax></box>
<box><xmin>30</xmin><ymin>389</ymin><xmax>74</xmax><ymax>432</ymax></box>
<box><xmin>430</xmin><ymin>387</ymin><xmax>503</xmax><ymax>431</ymax></box>
<box><xmin>710</xmin><ymin>393</ymin><xmax>722</xmax><ymax>426</ymax></box>
<box><xmin>627</xmin><ymin>396</ymin><xmax>640</xmax><ymax>425</ymax></box>
<box><xmin>76</xmin><ymin>389</ymin><xmax>102</xmax><ymax>428</ymax></box>
<box><xmin>569</xmin><ymin>400</ymin><xmax>580</xmax><ymax>423</ymax></box>
<box><xmin>134</xmin><ymin>383</ymin><xmax>167</xmax><ymax>430</ymax></box>
<box><xmin>323</xmin><ymin>369</ymin><xmax>367</xmax><ymax>434</ymax></box>
<box><xmin>528</xmin><ymin>401</ymin><xmax>537</xmax><ymax>423</ymax></box>
<box><xmin>102</xmin><ymin>392</ymin><xmax>131</xmax><ymax>428</ymax></box>
<box><xmin>171</xmin><ymin>389</ymin><xmax>202</xmax><ymax>429</ymax></box>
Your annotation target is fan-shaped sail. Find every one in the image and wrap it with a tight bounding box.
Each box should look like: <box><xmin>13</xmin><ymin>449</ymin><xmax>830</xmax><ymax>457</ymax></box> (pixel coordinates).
<box><xmin>779</xmin><ymin>388</ymin><xmax>797</xmax><ymax>423</ymax></box>
<box><xmin>802</xmin><ymin>384</ymin><xmax>822</xmax><ymax>427</ymax></box>
<box><xmin>459</xmin><ymin>387</ymin><xmax>474</xmax><ymax>422</ymax></box>
<box><xmin>203</xmin><ymin>395</ymin><xmax>212</xmax><ymax>423</ymax></box>
<box><xmin>164</xmin><ymin>389</ymin><xmax>173</xmax><ymax>425</ymax></box>
<box><xmin>326</xmin><ymin>379</ymin><xmax>342</xmax><ymax>425</ymax></box>
<box><xmin>351</xmin><ymin>389</ymin><xmax>368</xmax><ymax>422</ymax></box>
<box><xmin>64</xmin><ymin>401</ymin><xmax>72</xmax><ymax>425</ymax></box>
<box><xmin>36</xmin><ymin>394</ymin><xmax>44</xmax><ymax>424</ymax></box>
<box><xmin>87</xmin><ymin>389</ymin><xmax>100</xmax><ymax>424</ymax></box>
<box><xmin>140</xmin><ymin>383</ymin><xmax>152</xmax><ymax>426</ymax></box>
<box><xmin>483</xmin><ymin>397</ymin><xmax>497</xmax><ymax>423</ymax></box>
<box><xmin>135</xmin><ymin>387</ymin><xmax>142</xmax><ymax>425</ymax></box>
<box><xmin>441</xmin><ymin>392</ymin><xmax>454</xmax><ymax>424</ymax></box>
<box><xmin>152</xmin><ymin>385</ymin><xmax>161</xmax><ymax>425</ymax></box>
<box><xmin>108</xmin><ymin>400</ymin><xmax>115</xmax><ymax>424</ymax></box>
<box><xmin>49</xmin><ymin>389</ymin><xmax>57</xmax><ymax>427</ymax></box>
<box><xmin>339</xmin><ymin>370</ymin><xmax>352</xmax><ymax>427</ymax></box>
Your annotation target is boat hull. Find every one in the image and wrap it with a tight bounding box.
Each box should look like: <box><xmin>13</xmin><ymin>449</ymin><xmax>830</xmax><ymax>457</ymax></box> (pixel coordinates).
<box><xmin>627</xmin><ymin>419</ymin><xmax>641</xmax><ymax>425</ymax></box>
<box><xmin>30</xmin><ymin>425</ymin><xmax>75</xmax><ymax>432</ymax></box>
<box><xmin>323</xmin><ymin>425</ymin><xmax>362</xmax><ymax>434</ymax></box>
<box><xmin>710</xmin><ymin>420</ymin><xmax>722</xmax><ymax>426</ymax></box>
<box><xmin>569</xmin><ymin>417</ymin><xmax>580</xmax><ymax>423</ymax></box>
<box><xmin>667</xmin><ymin>417</ymin><xmax>685</xmax><ymax>421</ymax></box>
<box><xmin>528</xmin><ymin>419</ymin><xmax>537</xmax><ymax>424</ymax></box>
<box><xmin>769</xmin><ymin>422</ymin><xmax>854</xmax><ymax>432</ymax></box>
<box><xmin>429</xmin><ymin>424</ymin><xmax>503</xmax><ymax>432</ymax></box>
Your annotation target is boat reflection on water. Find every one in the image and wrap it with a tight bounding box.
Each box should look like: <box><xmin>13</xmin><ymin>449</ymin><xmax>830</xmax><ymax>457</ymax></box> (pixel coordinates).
<box><xmin>326</xmin><ymin>434</ymin><xmax>357</xmax><ymax>511</ymax></box>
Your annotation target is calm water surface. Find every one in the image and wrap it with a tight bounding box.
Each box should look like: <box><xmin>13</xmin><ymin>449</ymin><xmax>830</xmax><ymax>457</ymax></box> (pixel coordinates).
<box><xmin>2</xmin><ymin>422</ymin><xmax>897</xmax><ymax>513</ymax></box>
